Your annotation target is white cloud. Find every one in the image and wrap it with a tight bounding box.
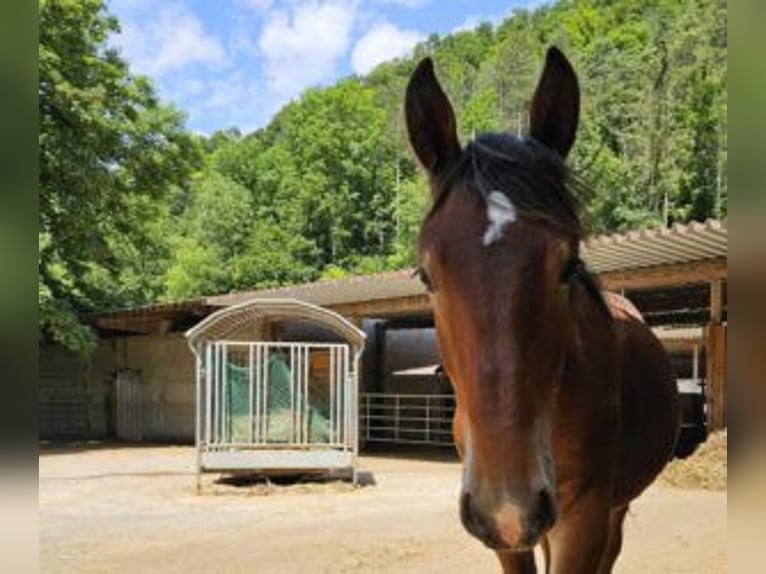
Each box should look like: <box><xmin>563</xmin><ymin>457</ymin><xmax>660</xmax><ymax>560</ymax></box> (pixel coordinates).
<box><xmin>160</xmin><ymin>69</ymin><xmax>272</xmax><ymax>135</ymax></box>
<box><xmin>377</xmin><ymin>0</ymin><xmax>431</xmax><ymax>7</ymax></box>
<box><xmin>114</xmin><ymin>4</ymin><xmax>227</xmax><ymax>77</ymax></box>
<box><xmin>258</xmin><ymin>0</ymin><xmax>357</xmax><ymax>99</ymax></box>
<box><xmin>351</xmin><ymin>22</ymin><xmax>423</xmax><ymax>75</ymax></box>
<box><xmin>452</xmin><ymin>15</ymin><xmax>483</xmax><ymax>34</ymax></box>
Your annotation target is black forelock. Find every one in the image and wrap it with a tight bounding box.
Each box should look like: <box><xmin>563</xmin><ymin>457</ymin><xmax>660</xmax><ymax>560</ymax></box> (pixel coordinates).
<box><xmin>428</xmin><ymin>133</ymin><xmax>590</xmax><ymax>239</ymax></box>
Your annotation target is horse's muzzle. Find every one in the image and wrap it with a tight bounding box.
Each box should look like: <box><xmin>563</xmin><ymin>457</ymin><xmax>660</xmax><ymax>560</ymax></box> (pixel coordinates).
<box><xmin>460</xmin><ymin>488</ymin><xmax>556</xmax><ymax>550</ymax></box>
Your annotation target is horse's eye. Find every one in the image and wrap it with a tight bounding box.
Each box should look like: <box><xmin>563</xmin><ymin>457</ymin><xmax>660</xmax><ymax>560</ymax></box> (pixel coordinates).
<box><xmin>413</xmin><ymin>266</ymin><xmax>435</xmax><ymax>292</ymax></box>
<box><xmin>559</xmin><ymin>257</ymin><xmax>581</xmax><ymax>285</ymax></box>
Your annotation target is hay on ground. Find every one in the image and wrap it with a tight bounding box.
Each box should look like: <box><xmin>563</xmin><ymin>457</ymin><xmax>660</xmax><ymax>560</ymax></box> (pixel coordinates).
<box><xmin>659</xmin><ymin>430</ymin><xmax>727</xmax><ymax>490</ymax></box>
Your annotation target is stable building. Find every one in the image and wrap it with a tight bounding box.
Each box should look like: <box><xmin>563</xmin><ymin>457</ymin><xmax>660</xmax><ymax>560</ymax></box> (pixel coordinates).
<box><xmin>39</xmin><ymin>219</ymin><xmax>727</xmax><ymax>446</ymax></box>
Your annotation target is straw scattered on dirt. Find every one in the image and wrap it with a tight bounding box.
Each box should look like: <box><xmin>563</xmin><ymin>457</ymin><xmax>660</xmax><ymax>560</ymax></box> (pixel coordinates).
<box><xmin>660</xmin><ymin>430</ymin><xmax>727</xmax><ymax>490</ymax></box>
<box><xmin>207</xmin><ymin>474</ymin><xmax>358</xmax><ymax>496</ymax></box>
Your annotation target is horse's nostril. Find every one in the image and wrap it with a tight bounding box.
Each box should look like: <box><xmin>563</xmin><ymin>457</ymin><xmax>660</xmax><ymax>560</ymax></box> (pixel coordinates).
<box><xmin>460</xmin><ymin>493</ymin><xmax>483</xmax><ymax>532</ymax></box>
<box><xmin>459</xmin><ymin>492</ymin><xmax>474</xmax><ymax>527</ymax></box>
<box><xmin>533</xmin><ymin>488</ymin><xmax>557</xmax><ymax>532</ymax></box>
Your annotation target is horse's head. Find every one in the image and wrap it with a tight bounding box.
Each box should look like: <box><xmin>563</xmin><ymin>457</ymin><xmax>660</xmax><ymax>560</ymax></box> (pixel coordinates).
<box><xmin>406</xmin><ymin>48</ymin><xmax>589</xmax><ymax>551</ymax></box>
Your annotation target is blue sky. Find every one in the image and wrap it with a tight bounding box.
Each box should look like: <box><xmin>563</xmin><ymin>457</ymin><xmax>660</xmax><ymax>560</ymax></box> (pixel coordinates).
<box><xmin>109</xmin><ymin>0</ymin><xmax>546</xmax><ymax>134</ymax></box>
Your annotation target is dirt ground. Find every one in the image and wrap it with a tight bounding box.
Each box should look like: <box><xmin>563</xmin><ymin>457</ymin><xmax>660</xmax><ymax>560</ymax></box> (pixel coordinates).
<box><xmin>39</xmin><ymin>445</ymin><xmax>726</xmax><ymax>574</ymax></box>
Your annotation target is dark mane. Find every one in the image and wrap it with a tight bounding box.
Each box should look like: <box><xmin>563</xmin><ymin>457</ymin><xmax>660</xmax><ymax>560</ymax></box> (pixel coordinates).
<box><xmin>430</xmin><ymin>133</ymin><xmax>592</xmax><ymax>239</ymax></box>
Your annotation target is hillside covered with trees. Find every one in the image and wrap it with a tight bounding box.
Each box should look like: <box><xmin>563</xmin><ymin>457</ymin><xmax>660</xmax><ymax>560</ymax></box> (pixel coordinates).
<box><xmin>39</xmin><ymin>0</ymin><xmax>727</xmax><ymax>351</ymax></box>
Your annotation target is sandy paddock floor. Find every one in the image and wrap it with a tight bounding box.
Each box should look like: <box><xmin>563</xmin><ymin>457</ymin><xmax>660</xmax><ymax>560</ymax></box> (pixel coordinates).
<box><xmin>39</xmin><ymin>445</ymin><xmax>726</xmax><ymax>573</ymax></box>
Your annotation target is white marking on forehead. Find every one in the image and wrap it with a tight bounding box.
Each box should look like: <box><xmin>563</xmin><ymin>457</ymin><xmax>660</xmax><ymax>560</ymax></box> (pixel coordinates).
<box><xmin>483</xmin><ymin>190</ymin><xmax>516</xmax><ymax>246</ymax></box>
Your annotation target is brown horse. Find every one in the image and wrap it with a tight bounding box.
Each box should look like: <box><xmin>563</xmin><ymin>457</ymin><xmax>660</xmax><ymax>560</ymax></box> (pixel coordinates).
<box><xmin>405</xmin><ymin>47</ymin><xmax>680</xmax><ymax>573</ymax></box>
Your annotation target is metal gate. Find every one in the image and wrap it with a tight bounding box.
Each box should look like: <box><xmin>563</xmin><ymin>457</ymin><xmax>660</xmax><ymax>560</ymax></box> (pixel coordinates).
<box><xmin>360</xmin><ymin>393</ymin><xmax>456</xmax><ymax>446</ymax></box>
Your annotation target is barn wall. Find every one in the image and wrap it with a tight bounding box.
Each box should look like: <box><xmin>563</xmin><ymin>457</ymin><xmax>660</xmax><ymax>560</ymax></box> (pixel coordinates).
<box><xmin>39</xmin><ymin>345</ymin><xmax>91</xmax><ymax>439</ymax></box>
<box><xmin>39</xmin><ymin>333</ymin><xmax>197</xmax><ymax>442</ymax></box>
<box><xmin>113</xmin><ymin>333</ymin><xmax>196</xmax><ymax>442</ymax></box>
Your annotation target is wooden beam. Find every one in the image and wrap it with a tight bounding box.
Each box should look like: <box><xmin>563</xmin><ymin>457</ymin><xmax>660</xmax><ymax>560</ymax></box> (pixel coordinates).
<box><xmin>383</xmin><ymin>314</ymin><xmax>435</xmax><ymax>330</ymax></box>
<box><xmin>329</xmin><ymin>294</ymin><xmax>431</xmax><ymax>319</ymax></box>
<box><xmin>658</xmin><ymin>339</ymin><xmax>702</xmax><ymax>353</ymax></box>
<box><xmin>91</xmin><ymin>306</ymin><xmax>215</xmax><ymax>336</ymax></box>
<box><xmin>598</xmin><ymin>257</ymin><xmax>727</xmax><ymax>291</ymax></box>
<box><xmin>95</xmin><ymin>317</ymin><xmax>158</xmax><ymax>335</ymax></box>
<box><xmin>327</xmin><ymin>266</ymin><xmax>728</xmax><ymax>322</ymax></box>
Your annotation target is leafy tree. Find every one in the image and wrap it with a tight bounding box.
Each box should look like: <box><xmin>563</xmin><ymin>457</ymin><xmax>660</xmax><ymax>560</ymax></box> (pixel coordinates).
<box><xmin>165</xmin><ymin>172</ymin><xmax>253</xmax><ymax>299</ymax></box>
<box><xmin>211</xmin><ymin>81</ymin><xmax>402</xmax><ymax>275</ymax></box>
<box><xmin>40</xmin><ymin>0</ymin><xmax>727</xmax><ymax>339</ymax></box>
<box><xmin>39</xmin><ymin>0</ymin><xmax>200</xmax><ymax>351</ymax></box>
<box><xmin>164</xmin><ymin>171</ymin><xmax>316</xmax><ymax>299</ymax></box>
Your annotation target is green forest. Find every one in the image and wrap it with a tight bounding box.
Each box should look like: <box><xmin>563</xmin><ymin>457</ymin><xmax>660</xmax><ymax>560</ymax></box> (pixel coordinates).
<box><xmin>39</xmin><ymin>0</ymin><xmax>727</xmax><ymax>352</ymax></box>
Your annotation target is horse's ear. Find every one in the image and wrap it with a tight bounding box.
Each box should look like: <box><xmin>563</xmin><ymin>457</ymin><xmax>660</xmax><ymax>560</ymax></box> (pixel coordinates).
<box><xmin>529</xmin><ymin>47</ymin><xmax>580</xmax><ymax>158</ymax></box>
<box><xmin>405</xmin><ymin>58</ymin><xmax>461</xmax><ymax>177</ymax></box>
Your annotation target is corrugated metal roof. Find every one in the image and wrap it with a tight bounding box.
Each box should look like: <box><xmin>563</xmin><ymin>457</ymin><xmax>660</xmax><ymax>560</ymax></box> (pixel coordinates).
<box><xmin>208</xmin><ymin>268</ymin><xmax>418</xmax><ymax>308</ymax></box>
<box><xmin>89</xmin><ymin>219</ymin><xmax>726</xmax><ymax>322</ymax></box>
<box><xmin>86</xmin><ymin>298</ymin><xmax>213</xmax><ymax>319</ymax></box>
<box><xmin>208</xmin><ymin>219</ymin><xmax>727</xmax><ymax>309</ymax></box>
<box><xmin>581</xmin><ymin>219</ymin><xmax>727</xmax><ymax>273</ymax></box>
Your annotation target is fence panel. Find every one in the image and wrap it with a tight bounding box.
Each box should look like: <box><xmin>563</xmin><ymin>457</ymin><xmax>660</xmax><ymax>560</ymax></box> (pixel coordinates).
<box><xmin>360</xmin><ymin>393</ymin><xmax>456</xmax><ymax>446</ymax></box>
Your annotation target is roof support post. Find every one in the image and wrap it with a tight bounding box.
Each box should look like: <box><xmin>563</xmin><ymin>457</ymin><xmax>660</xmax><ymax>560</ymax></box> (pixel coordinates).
<box><xmin>706</xmin><ymin>279</ymin><xmax>726</xmax><ymax>430</ymax></box>
<box><xmin>710</xmin><ymin>279</ymin><xmax>723</xmax><ymax>323</ymax></box>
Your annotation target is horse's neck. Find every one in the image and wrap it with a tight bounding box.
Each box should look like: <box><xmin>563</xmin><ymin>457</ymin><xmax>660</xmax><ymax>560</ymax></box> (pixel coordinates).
<box><xmin>564</xmin><ymin>282</ymin><xmax>621</xmax><ymax>391</ymax></box>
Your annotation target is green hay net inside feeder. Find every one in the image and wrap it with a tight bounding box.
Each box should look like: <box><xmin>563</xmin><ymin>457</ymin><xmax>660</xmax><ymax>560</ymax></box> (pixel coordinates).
<box><xmin>224</xmin><ymin>352</ymin><xmax>332</xmax><ymax>444</ymax></box>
